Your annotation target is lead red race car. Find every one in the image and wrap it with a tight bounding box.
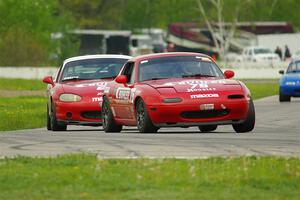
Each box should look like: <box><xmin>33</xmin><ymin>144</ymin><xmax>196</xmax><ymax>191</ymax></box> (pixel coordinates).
<box><xmin>43</xmin><ymin>54</ymin><xmax>131</xmax><ymax>131</ymax></box>
<box><xmin>102</xmin><ymin>52</ymin><xmax>255</xmax><ymax>133</ymax></box>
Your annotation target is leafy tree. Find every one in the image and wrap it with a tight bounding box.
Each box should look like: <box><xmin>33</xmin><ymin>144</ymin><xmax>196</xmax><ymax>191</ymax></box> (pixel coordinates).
<box><xmin>0</xmin><ymin>0</ymin><xmax>77</xmax><ymax>66</ymax></box>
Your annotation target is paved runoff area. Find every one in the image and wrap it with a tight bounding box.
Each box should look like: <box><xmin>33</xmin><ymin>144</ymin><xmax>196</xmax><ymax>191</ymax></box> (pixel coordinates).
<box><xmin>0</xmin><ymin>96</ymin><xmax>299</xmax><ymax>158</ymax></box>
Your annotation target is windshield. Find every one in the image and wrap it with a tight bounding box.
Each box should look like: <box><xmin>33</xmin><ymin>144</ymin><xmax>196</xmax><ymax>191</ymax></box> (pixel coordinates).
<box><xmin>138</xmin><ymin>56</ymin><xmax>224</xmax><ymax>82</ymax></box>
<box><xmin>287</xmin><ymin>61</ymin><xmax>300</xmax><ymax>73</ymax></box>
<box><xmin>60</xmin><ymin>58</ymin><xmax>128</xmax><ymax>82</ymax></box>
<box><xmin>254</xmin><ymin>48</ymin><xmax>272</xmax><ymax>54</ymax></box>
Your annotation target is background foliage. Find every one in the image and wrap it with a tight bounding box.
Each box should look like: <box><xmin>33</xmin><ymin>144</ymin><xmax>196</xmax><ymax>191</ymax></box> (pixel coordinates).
<box><xmin>0</xmin><ymin>0</ymin><xmax>300</xmax><ymax>66</ymax></box>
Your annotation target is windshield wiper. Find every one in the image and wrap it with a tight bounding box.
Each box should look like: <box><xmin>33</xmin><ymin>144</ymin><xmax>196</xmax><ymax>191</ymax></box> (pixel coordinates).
<box><xmin>61</xmin><ymin>77</ymin><xmax>88</xmax><ymax>82</ymax></box>
<box><xmin>182</xmin><ymin>73</ymin><xmax>215</xmax><ymax>78</ymax></box>
<box><xmin>142</xmin><ymin>77</ymin><xmax>168</xmax><ymax>81</ymax></box>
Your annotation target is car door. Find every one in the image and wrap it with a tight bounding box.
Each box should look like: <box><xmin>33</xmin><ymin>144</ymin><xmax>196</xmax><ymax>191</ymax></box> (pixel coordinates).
<box><xmin>112</xmin><ymin>62</ymin><xmax>136</xmax><ymax>120</ymax></box>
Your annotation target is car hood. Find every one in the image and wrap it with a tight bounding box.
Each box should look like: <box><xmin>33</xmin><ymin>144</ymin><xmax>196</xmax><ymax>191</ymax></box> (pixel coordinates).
<box><xmin>61</xmin><ymin>79</ymin><xmax>111</xmax><ymax>96</ymax></box>
<box><xmin>143</xmin><ymin>78</ymin><xmax>242</xmax><ymax>93</ymax></box>
<box><xmin>282</xmin><ymin>73</ymin><xmax>300</xmax><ymax>82</ymax></box>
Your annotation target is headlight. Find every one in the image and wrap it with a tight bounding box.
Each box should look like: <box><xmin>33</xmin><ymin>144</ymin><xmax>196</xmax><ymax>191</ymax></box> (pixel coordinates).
<box><xmin>285</xmin><ymin>81</ymin><xmax>296</xmax><ymax>86</ymax></box>
<box><xmin>59</xmin><ymin>93</ymin><xmax>81</xmax><ymax>102</ymax></box>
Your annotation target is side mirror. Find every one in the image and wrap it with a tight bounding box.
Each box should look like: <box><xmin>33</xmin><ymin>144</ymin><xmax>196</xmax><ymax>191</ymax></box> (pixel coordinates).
<box><xmin>279</xmin><ymin>70</ymin><xmax>284</xmax><ymax>75</ymax></box>
<box><xmin>224</xmin><ymin>70</ymin><xmax>235</xmax><ymax>79</ymax></box>
<box><xmin>115</xmin><ymin>75</ymin><xmax>128</xmax><ymax>84</ymax></box>
<box><xmin>43</xmin><ymin>76</ymin><xmax>54</xmax><ymax>86</ymax></box>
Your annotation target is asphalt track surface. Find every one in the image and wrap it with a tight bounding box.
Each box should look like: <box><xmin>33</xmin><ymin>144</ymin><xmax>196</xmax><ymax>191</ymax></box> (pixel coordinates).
<box><xmin>0</xmin><ymin>96</ymin><xmax>299</xmax><ymax>158</ymax></box>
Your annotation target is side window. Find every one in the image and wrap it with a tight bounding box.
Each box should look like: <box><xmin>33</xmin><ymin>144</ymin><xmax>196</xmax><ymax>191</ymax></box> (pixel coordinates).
<box><xmin>122</xmin><ymin>62</ymin><xmax>135</xmax><ymax>84</ymax></box>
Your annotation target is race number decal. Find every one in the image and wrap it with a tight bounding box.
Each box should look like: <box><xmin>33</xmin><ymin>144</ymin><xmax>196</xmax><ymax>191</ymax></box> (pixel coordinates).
<box><xmin>116</xmin><ymin>88</ymin><xmax>137</xmax><ymax>102</ymax></box>
<box><xmin>116</xmin><ymin>88</ymin><xmax>131</xmax><ymax>100</ymax></box>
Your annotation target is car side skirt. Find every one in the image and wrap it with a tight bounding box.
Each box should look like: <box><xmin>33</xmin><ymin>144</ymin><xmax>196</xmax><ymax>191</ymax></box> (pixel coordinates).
<box><xmin>154</xmin><ymin>119</ymin><xmax>245</xmax><ymax>128</ymax></box>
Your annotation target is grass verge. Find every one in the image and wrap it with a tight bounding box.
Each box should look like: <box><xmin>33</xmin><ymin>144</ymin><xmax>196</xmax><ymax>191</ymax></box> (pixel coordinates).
<box><xmin>0</xmin><ymin>96</ymin><xmax>46</xmax><ymax>131</ymax></box>
<box><xmin>0</xmin><ymin>154</ymin><xmax>299</xmax><ymax>200</ymax></box>
<box><xmin>245</xmin><ymin>82</ymin><xmax>278</xmax><ymax>100</ymax></box>
<box><xmin>0</xmin><ymin>78</ymin><xmax>45</xmax><ymax>91</ymax></box>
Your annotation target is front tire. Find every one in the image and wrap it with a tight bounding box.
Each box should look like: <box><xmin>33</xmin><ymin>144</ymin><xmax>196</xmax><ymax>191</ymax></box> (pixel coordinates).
<box><xmin>198</xmin><ymin>125</ymin><xmax>217</xmax><ymax>132</ymax></box>
<box><xmin>136</xmin><ymin>99</ymin><xmax>159</xmax><ymax>133</ymax></box>
<box><xmin>47</xmin><ymin>105</ymin><xmax>51</xmax><ymax>130</ymax></box>
<box><xmin>50</xmin><ymin>103</ymin><xmax>67</xmax><ymax>131</ymax></box>
<box><xmin>232</xmin><ymin>99</ymin><xmax>255</xmax><ymax>133</ymax></box>
<box><xmin>279</xmin><ymin>90</ymin><xmax>291</xmax><ymax>102</ymax></box>
<box><xmin>102</xmin><ymin>97</ymin><xmax>122</xmax><ymax>133</ymax></box>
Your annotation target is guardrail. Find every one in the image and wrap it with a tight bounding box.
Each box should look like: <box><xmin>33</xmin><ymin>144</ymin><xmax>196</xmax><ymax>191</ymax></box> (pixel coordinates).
<box><xmin>0</xmin><ymin>67</ymin><xmax>58</xmax><ymax>80</ymax></box>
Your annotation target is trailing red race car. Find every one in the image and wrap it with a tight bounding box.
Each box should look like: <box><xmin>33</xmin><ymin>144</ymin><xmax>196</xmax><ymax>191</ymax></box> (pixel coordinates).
<box><xmin>43</xmin><ymin>54</ymin><xmax>131</xmax><ymax>131</ymax></box>
<box><xmin>102</xmin><ymin>52</ymin><xmax>255</xmax><ymax>133</ymax></box>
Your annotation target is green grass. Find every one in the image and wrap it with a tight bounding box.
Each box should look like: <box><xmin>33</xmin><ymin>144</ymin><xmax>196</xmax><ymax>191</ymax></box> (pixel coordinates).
<box><xmin>0</xmin><ymin>155</ymin><xmax>299</xmax><ymax>199</ymax></box>
<box><xmin>245</xmin><ymin>82</ymin><xmax>278</xmax><ymax>100</ymax></box>
<box><xmin>0</xmin><ymin>96</ymin><xmax>46</xmax><ymax>131</ymax></box>
<box><xmin>0</xmin><ymin>78</ymin><xmax>45</xmax><ymax>91</ymax></box>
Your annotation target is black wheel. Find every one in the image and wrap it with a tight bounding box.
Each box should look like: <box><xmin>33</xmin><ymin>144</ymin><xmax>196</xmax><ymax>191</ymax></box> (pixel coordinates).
<box><xmin>198</xmin><ymin>125</ymin><xmax>217</xmax><ymax>132</ymax></box>
<box><xmin>232</xmin><ymin>99</ymin><xmax>255</xmax><ymax>133</ymax></box>
<box><xmin>46</xmin><ymin>105</ymin><xmax>51</xmax><ymax>130</ymax></box>
<box><xmin>279</xmin><ymin>90</ymin><xmax>291</xmax><ymax>102</ymax></box>
<box><xmin>50</xmin><ymin>103</ymin><xmax>67</xmax><ymax>131</ymax></box>
<box><xmin>102</xmin><ymin>97</ymin><xmax>122</xmax><ymax>132</ymax></box>
<box><xmin>136</xmin><ymin>99</ymin><xmax>159</xmax><ymax>133</ymax></box>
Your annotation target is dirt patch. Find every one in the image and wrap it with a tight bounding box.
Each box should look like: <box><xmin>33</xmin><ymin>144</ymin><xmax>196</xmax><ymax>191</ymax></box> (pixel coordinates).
<box><xmin>0</xmin><ymin>90</ymin><xmax>45</xmax><ymax>97</ymax></box>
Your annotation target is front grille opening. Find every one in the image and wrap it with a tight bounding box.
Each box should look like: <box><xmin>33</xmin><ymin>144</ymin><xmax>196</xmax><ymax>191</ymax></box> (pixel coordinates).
<box><xmin>181</xmin><ymin>109</ymin><xmax>229</xmax><ymax>119</ymax></box>
<box><xmin>228</xmin><ymin>94</ymin><xmax>244</xmax><ymax>99</ymax></box>
<box><xmin>81</xmin><ymin>111</ymin><xmax>102</xmax><ymax>119</ymax></box>
<box><xmin>294</xmin><ymin>89</ymin><xmax>300</xmax><ymax>93</ymax></box>
<box><xmin>166</xmin><ymin>122</ymin><xmax>177</xmax><ymax>125</ymax></box>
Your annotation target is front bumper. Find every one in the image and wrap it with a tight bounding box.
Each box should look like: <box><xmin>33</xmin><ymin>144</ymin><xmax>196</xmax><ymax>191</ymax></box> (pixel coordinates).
<box><xmin>55</xmin><ymin>100</ymin><xmax>102</xmax><ymax>124</ymax></box>
<box><xmin>280</xmin><ymin>85</ymin><xmax>300</xmax><ymax>97</ymax></box>
<box><xmin>147</xmin><ymin>99</ymin><xmax>249</xmax><ymax>127</ymax></box>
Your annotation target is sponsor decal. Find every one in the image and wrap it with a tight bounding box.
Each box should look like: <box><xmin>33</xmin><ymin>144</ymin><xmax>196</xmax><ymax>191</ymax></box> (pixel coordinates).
<box><xmin>163</xmin><ymin>82</ymin><xmax>175</xmax><ymax>86</ymax></box>
<box><xmin>200</xmin><ymin>104</ymin><xmax>214</xmax><ymax>110</ymax></box>
<box><xmin>188</xmin><ymin>88</ymin><xmax>216</xmax><ymax>92</ymax></box>
<box><xmin>92</xmin><ymin>97</ymin><xmax>103</xmax><ymax>102</ymax></box>
<box><xmin>75</xmin><ymin>82</ymin><xmax>107</xmax><ymax>90</ymax></box>
<box><xmin>104</xmin><ymin>86</ymin><xmax>110</xmax><ymax>93</ymax></box>
<box><xmin>210</xmin><ymin>80</ymin><xmax>226</xmax><ymax>84</ymax></box>
<box><xmin>191</xmin><ymin>93</ymin><xmax>219</xmax><ymax>99</ymax></box>
<box><xmin>96</xmin><ymin>82</ymin><xmax>107</xmax><ymax>91</ymax></box>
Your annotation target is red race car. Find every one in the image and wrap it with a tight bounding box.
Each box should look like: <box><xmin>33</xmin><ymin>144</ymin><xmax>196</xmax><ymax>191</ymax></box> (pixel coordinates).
<box><xmin>43</xmin><ymin>54</ymin><xmax>131</xmax><ymax>131</ymax></box>
<box><xmin>102</xmin><ymin>52</ymin><xmax>255</xmax><ymax>133</ymax></box>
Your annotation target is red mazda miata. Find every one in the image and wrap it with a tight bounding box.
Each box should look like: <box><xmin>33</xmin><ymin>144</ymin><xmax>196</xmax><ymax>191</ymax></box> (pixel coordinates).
<box><xmin>43</xmin><ymin>54</ymin><xmax>131</xmax><ymax>131</ymax></box>
<box><xmin>102</xmin><ymin>52</ymin><xmax>255</xmax><ymax>133</ymax></box>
